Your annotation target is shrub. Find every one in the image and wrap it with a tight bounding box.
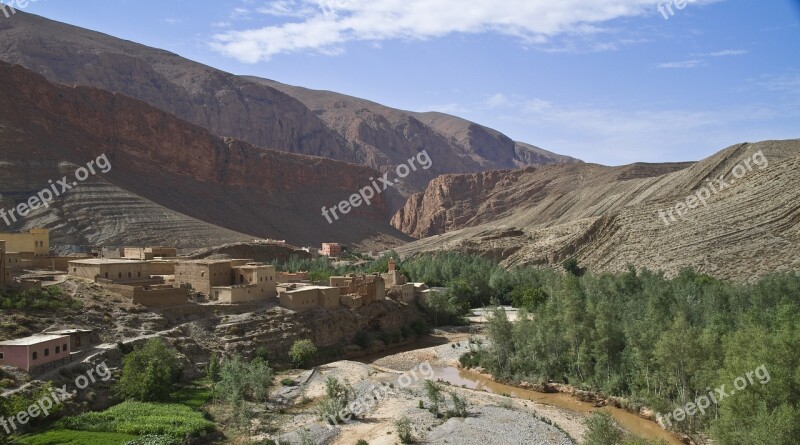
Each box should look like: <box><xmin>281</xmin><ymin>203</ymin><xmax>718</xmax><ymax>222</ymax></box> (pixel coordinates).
<box><xmin>584</xmin><ymin>411</ymin><xmax>623</xmax><ymax>445</ymax></box>
<box><xmin>447</xmin><ymin>392</ymin><xmax>468</xmax><ymax>418</ymax></box>
<box><xmin>395</xmin><ymin>417</ymin><xmax>413</xmax><ymax>444</ymax></box>
<box><xmin>356</xmin><ymin>440</ymin><xmax>369</xmax><ymax>445</ymax></box>
<box><xmin>317</xmin><ymin>377</ymin><xmax>354</xmax><ymax>424</ymax></box>
<box><xmin>289</xmin><ymin>339</ymin><xmax>317</xmax><ymax>368</ymax></box>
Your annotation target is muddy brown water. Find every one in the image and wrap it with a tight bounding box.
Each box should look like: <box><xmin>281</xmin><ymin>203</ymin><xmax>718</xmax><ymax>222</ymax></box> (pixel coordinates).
<box><xmin>432</xmin><ymin>366</ymin><xmax>682</xmax><ymax>445</ymax></box>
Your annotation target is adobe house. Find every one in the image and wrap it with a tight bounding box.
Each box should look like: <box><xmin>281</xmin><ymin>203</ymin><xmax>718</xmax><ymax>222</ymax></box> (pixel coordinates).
<box><xmin>121</xmin><ymin>246</ymin><xmax>178</xmax><ymax>260</ymax></box>
<box><xmin>210</xmin><ymin>263</ymin><xmax>277</xmax><ymax>303</ymax></box>
<box><xmin>175</xmin><ymin>259</ymin><xmax>277</xmax><ymax>303</ymax></box>
<box><xmin>46</xmin><ymin>329</ymin><xmax>93</xmax><ymax>351</ymax></box>
<box><xmin>382</xmin><ymin>258</ymin><xmax>416</xmax><ymax>303</ymax></box>
<box><xmin>0</xmin><ymin>228</ymin><xmax>50</xmax><ymax>257</ymax></box>
<box><xmin>0</xmin><ymin>334</ymin><xmax>71</xmax><ymax>373</ymax></box>
<box><xmin>278</xmin><ymin>285</ymin><xmax>339</xmax><ymax>312</ymax></box>
<box><xmin>276</xmin><ymin>271</ymin><xmax>309</xmax><ymax>283</ymax></box>
<box><xmin>330</xmin><ymin>273</ymin><xmax>386</xmax><ymax>305</ymax></box>
<box><xmin>68</xmin><ymin>259</ymin><xmax>152</xmax><ymax>283</ymax></box>
<box><xmin>174</xmin><ymin>259</ymin><xmax>237</xmax><ymax>294</ymax></box>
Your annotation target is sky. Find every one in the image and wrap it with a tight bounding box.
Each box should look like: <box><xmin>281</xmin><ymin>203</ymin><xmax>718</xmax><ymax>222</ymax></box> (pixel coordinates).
<box><xmin>10</xmin><ymin>0</ymin><xmax>800</xmax><ymax>165</ymax></box>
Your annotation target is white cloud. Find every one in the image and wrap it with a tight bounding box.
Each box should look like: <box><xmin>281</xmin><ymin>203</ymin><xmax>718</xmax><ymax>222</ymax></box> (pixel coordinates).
<box><xmin>486</xmin><ymin>93</ymin><xmax>511</xmax><ymax>109</ymax></box>
<box><xmin>701</xmin><ymin>49</ymin><xmax>747</xmax><ymax>57</ymax></box>
<box><xmin>658</xmin><ymin>59</ymin><xmax>705</xmax><ymax>69</ymax></box>
<box><xmin>211</xmin><ymin>0</ymin><xmax>674</xmax><ymax>62</ymax></box>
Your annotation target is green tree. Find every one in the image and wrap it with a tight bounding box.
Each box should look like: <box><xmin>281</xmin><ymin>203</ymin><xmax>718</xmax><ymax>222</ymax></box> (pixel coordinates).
<box><xmin>289</xmin><ymin>339</ymin><xmax>317</xmax><ymax>368</ymax></box>
<box><xmin>115</xmin><ymin>338</ymin><xmax>182</xmax><ymax>402</ymax></box>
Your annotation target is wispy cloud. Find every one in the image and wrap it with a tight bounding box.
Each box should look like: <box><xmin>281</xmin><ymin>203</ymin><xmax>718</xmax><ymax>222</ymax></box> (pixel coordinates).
<box><xmin>210</xmin><ymin>0</ymin><xmax>681</xmax><ymax>63</ymax></box>
<box><xmin>700</xmin><ymin>49</ymin><xmax>747</xmax><ymax>57</ymax></box>
<box><xmin>658</xmin><ymin>59</ymin><xmax>705</xmax><ymax>69</ymax></box>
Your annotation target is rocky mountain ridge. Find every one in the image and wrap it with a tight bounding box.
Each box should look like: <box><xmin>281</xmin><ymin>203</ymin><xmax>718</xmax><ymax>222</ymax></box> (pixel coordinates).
<box><xmin>394</xmin><ymin>140</ymin><xmax>800</xmax><ymax>280</ymax></box>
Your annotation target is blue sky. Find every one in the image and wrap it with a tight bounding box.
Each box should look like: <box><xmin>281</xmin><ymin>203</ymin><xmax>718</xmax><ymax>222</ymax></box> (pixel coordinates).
<box><xmin>12</xmin><ymin>0</ymin><xmax>800</xmax><ymax>165</ymax></box>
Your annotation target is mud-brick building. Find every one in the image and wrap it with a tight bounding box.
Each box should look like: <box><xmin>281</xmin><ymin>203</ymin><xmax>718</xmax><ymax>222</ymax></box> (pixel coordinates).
<box><xmin>329</xmin><ymin>273</ymin><xmax>386</xmax><ymax>305</ymax></box>
<box><xmin>278</xmin><ymin>285</ymin><xmax>340</xmax><ymax>312</ymax></box>
<box><xmin>175</xmin><ymin>259</ymin><xmax>277</xmax><ymax>303</ymax></box>
<box><xmin>68</xmin><ymin>259</ymin><xmax>153</xmax><ymax>283</ymax></box>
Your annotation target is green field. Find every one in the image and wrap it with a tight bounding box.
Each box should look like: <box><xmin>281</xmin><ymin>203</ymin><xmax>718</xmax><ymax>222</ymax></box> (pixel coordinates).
<box><xmin>17</xmin><ymin>429</ymin><xmax>136</xmax><ymax>445</ymax></box>
<box><xmin>57</xmin><ymin>401</ymin><xmax>215</xmax><ymax>440</ymax></box>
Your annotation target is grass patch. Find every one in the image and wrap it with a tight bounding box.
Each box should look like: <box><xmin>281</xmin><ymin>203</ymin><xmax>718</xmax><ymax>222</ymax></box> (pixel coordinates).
<box><xmin>17</xmin><ymin>429</ymin><xmax>136</xmax><ymax>445</ymax></box>
<box><xmin>169</xmin><ymin>379</ymin><xmax>212</xmax><ymax>410</ymax></box>
<box><xmin>57</xmin><ymin>401</ymin><xmax>215</xmax><ymax>442</ymax></box>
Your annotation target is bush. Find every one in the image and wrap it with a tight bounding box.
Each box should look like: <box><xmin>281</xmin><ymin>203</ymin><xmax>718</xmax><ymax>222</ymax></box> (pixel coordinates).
<box><xmin>115</xmin><ymin>338</ymin><xmax>183</xmax><ymax>402</ymax></box>
<box><xmin>447</xmin><ymin>392</ymin><xmax>469</xmax><ymax>418</ymax></box>
<box><xmin>289</xmin><ymin>339</ymin><xmax>317</xmax><ymax>368</ymax></box>
<box><xmin>395</xmin><ymin>417</ymin><xmax>413</xmax><ymax>444</ymax></box>
<box><xmin>584</xmin><ymin>411</ymin><xmax>623</xmax><ymax>445</ymax></box>
<box><xmin>317</xmin><ymin>377</ymin><xmax>354</xmax><ymax>424</ymax></box>
<box><xmin>356</xmin><ymin>440</ymin><xmax>369</xmax><ymax>445</ymax></box>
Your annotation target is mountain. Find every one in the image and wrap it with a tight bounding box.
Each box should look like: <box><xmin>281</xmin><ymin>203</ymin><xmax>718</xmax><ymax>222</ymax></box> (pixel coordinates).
<box><xmin>0</xmin><ymin>12</ymin><xmax>578</xmax><ymax>212</ymax></box>
<box><xmin>246</xmin><ymin>79</ymin><xmax>581</xmax><ymax>208</ymax></box>
<box><xmin>393</xmin><ymin>140</ymin><xmax>800</xmax><ymax>280</ymax></box>
<box><xmin>0</xmin><ymin>61</ymin><xmax>410</xmax><ymax>248</ymax></box>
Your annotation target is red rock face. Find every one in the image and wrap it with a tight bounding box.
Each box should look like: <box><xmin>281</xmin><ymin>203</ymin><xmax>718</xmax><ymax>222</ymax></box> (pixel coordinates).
<box><xmin>0</xmin><ymin>62</ymin><xmax>409</xmax><ymax>247</ymax></box>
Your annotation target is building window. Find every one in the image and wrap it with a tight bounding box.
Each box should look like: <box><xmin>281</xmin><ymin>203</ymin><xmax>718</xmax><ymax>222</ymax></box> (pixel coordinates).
<box><xmin>73</xmin><ymin>268</ymin><xmax>77</xmax><ymax>273</ymax></box>
<box><xmin>56</xmin><ymin>346</ymin><xmax>60</xmax><ymax>353</ymax></box>
<box><xmin>32</xmin><ymin>351</ymin><xmax>37</xmax><ymax>360</ymax></box>
<box><xmin>105</xmin><ymin>272</ymin><xmax>109</xmax><ymax>278</ymax></box>
<box><xmin>118</xmin><ymin>273</ymin><xmax>122</xmax><ymax>278</ymax></box>
<box><xmin>44</xmin><ymin>348</ymin><xmax>49</xmax><ymax>357</ymax></box>
<box><xmin>64</xmin><ymin>343</ymin><xmax>69</xmax><ymax>351</ymax></box>
<box><xmin>0</xmin><ymin>352</ymin><xmax>4</xmax><ymax>360</ymax></box>
<box><xmin>138</xmin><ymin>272</ymin><xmax>141</xmax><ymax>277</ymax></box>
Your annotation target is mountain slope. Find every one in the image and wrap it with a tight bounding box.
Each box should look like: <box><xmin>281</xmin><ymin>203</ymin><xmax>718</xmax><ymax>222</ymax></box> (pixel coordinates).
<box><xmin>394</xmin><ymin>140</ymin><xmax>800</xmax><ymax>280</ymax></box>
<box><xmin>0</xmin><ymin>62</ymin><xmax>410</xmax><ymax>248</ymax></box>
<box><xmin>0</xmin><ymin>12</ymin><xmax>577</xmax><ymax>211</ymax></box>
<box><xmin>248</xmin><ymin>78</ymin><xmax>581</xmax><ymax>208</ymax></box>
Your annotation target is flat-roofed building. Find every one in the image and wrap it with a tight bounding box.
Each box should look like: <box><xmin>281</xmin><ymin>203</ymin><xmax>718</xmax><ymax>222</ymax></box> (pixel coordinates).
<box><xmin>0</xmin><ymin>334</ymin><xmax>71</xmax><ymax>373</ymax></box>
<box><xmin>210</xmin><ymin>263</ymin><xmax>277</xmax><ymax>303</ymax></box>
<box><xmin>174</xmin><ymin>259</ymin><xmax>235</xmax><ymax>294</ymax></box>
<box><xmin>0</xmin><ymin>229</ymin><xmax>49</xmax><ymax>257</ymax></box>
<box><xmin>330</xmin><ymin>273</ymin><xmax>385</xmax><ymax>306</ymax></box>
<box><xmin>46</xmin><ymin>329</ymin><xmax>93</xmax><ymax>351</ymax></box>
<box><xmin>278</xmin><ymin>285</ymin><xmax>339</xmax><ymax>312</ymax></box>
<box><xmin>277</xmin><ymin>271</ymin><xmax>309</xmax><ymax>283</ymax></box>
<box><xmin>121</xmin><ymin>247</ymin><xmax>178</xmax><ymax>260</ymax></box>
<box><xmin>68</xmin><ymin>259</ymin><xmax>151</xmax><ymax>283</ymax></box>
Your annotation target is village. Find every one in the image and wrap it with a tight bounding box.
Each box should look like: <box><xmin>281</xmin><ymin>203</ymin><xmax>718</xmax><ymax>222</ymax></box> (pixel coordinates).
<box><xmin>0</xmin><ymin>229</ymin><xmax>438</xmax><ymax>375</ymax></box>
